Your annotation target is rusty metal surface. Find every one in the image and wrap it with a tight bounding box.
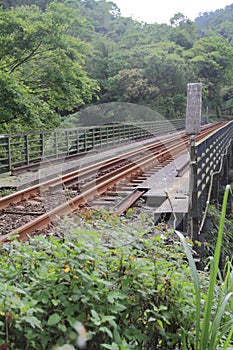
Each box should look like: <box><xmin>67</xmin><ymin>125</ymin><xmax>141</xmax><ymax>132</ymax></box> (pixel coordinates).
<box><xmin>0</xmin><ymin>133</ymin><xmax>179</xmax><ymax>208</ymax></box>
<box><xmin>0</xmin><ymin>123</ymin><xmax>227</xmax><ymax>243</ymax></box>
<box><xmin>115</xmin><ymin>189</ymin><xmax>146</xmax><ymax>216</ymax></box>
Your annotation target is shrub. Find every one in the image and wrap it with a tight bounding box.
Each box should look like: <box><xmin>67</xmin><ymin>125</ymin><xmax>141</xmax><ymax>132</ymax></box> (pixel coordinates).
<box><xmin>0</xmin><ymin>212</ymin><xmax>196</xmax><ymax>349</ymax></box>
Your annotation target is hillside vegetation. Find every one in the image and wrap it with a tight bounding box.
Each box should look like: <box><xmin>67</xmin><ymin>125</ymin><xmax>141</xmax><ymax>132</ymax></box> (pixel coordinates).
<box><xmin>0</xmin><ymin>0</ymin><xmax>232</xmax><ymax>132</ymax></box>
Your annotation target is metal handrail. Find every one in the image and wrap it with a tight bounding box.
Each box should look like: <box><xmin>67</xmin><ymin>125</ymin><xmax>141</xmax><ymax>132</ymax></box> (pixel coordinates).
<box><xmin>0</xmin><ymin>119</ymin><xmax>185</xmax><ymax>173</ymax></box>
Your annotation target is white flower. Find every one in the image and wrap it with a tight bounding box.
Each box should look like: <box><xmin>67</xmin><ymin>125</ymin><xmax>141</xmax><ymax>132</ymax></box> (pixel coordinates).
<box><xmin>73</xmin><ymin>321</ymin><xmax>88</xmax><ymax>349</ymax></box>
<box><xmin>56</xmin><ymin>345</ymin><xmax>75</xmax><ymax>350</ymax></box>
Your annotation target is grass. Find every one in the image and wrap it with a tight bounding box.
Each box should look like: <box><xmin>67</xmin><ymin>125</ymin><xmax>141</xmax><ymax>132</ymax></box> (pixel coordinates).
<box><xmin>177</xmin><ymin>184</ymin><xmax>233</xmax><ymax>350</ymax></box>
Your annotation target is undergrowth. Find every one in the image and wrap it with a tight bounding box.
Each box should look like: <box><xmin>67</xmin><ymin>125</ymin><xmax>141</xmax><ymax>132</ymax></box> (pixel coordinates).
<box><xmin>205</xmin><ymin>204</ymin><xmax>233</xmax><ymax>260</ymax></box>
<box><xmin>0</xmin><ymin>198</ymin><xmax>232</xmax><ymax>349</ymax></box>
<box><xmin>0</xmin><ymin>211</ymin><xmax>196</xmax><ymax>349</ymax></box>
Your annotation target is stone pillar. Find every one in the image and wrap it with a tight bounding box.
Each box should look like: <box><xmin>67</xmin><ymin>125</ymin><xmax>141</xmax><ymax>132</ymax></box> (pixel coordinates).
<box><xmin>185</xmin><ymin>83</ymin><xmax>202</xmax><ymax>135</ymax></box>
<box><xmin>185</xmin><ymin>83</ymin><xmax>202</xmax><ymax>242</ymax></box>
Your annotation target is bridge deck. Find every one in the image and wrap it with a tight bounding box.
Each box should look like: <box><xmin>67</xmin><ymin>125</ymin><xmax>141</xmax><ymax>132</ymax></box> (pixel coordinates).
<box><xmin>0</xmin><ymin>134</ymin><xmax>192</xmax><ymax>230</ymax></box>
<box><xmin>0</xmin><ymin>131</ymin><xmax>183</xmax><ymax>190</ymax></box>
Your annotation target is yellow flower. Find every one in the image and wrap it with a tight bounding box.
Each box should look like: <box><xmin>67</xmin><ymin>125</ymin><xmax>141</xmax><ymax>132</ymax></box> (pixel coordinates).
<box><xmin>129</xmin><ymin>256</ymin><xmax>136</xmax><ymax>262</ymax></box>
<box><xmin>64</xmin><ymin>264</ymin><xmax>70</xmax><ymax>273</ymax></box>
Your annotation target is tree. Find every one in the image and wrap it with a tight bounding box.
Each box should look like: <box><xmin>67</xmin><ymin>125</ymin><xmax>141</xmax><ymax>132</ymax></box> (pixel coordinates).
<box><xmin>221</xmin><ymin>86</ymin><xmax>233</xmax><ymax>116</ymax></box>
<box><xmin>0</xmin><ymin>72</ymin><xmax>32</xmax><ymax>125</ymax></box>
<box><xmin>195</xmin><ymin>4</ymin><xmax>233</xmax><ymax>42</ymax></box>
<box><xmin>186</xmin><ymin>36</ymin><xmax>233</xmax><ymax>116</ymax></box>
<box><xmin>0</xmin><ymin>3</ymin><xmax>99</xmax><ymax>130</ymax></box>
<box><xmin>169</xmin><ymin>13</ymin><xmax>196</xmax><ymax>49</ymax></box>
<box><xmin>105</xmin><ymin>68</ymin><xmax>159</xmax><ymax>103</ymax></box>
<box><xmin>78</xmin><ymin>0</ymin><xmax>121</xmax><ymax>33</ymax></box>
<box><xmin>170</xmin><ymin>12</ymin><xmax>188</xmax><ymax>27</ymax></box>
<box><xmin>0</xmin><ymin>0</ymin><xmax>54</xmax><ymax>10</ymax></box>
<box><xmin>142</xmin><ymin>42</ymin><xmax>188</xmax><ymax>117</ymax></box>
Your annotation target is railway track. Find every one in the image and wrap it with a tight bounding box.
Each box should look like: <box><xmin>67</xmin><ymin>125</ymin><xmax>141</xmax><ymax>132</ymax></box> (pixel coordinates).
<box><xmin>0</xmin><ymin>123</ymin><xmax>224</xmax><ymax>243</ymax></box>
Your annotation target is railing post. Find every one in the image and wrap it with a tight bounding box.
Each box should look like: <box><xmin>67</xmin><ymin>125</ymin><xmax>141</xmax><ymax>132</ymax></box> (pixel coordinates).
<box><xmin>106</xmin><ymin>126</ymin><xmax>109</xmax><ymax>145</ymax></box>
<box><xmin>54</xmin><ymin>131</ymin><xmax>58</xmax><ymax>158</ymax></box>
<box><xmin>40</xmin><ymin>133</ymin><xmax>44</xmax><ymax>159</ymax></box>
<box><xmin>6</xmin><ymin>136</ymin><xmax>11</xmax><ymax>172</ymax></box>
<box><xmin>84</xmin><ymin>130</ymin><xmax>87</xmax><ymax>152</ymax></box>
<box><xmin>65</xmin><ymin>130</ymin><xmax>69</xmax><ymax>155</ymax></box>
<box><xmin>99</xmin><ymin>127</ymin><xmax>102</xmax><ymax>148</ymax></box>
<box><xmin>92</xmin><ymin>128</ymin><xmax>95</xmax><ymax>149</ymax></box>
<box><xmin>76</xmin><ymin>130</ymin><xmax>79</xmax><ymax>153</ymax></box>
<box><xmin>24</xmin><ymin>135</ymin><xmax>29</xmax><ymax>165</ymax></box>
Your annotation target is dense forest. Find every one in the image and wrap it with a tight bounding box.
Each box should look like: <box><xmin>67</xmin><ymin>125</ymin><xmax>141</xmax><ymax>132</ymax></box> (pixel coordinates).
<box><xmin>0</xmin><ymin>0</ymin><xmax>232</xmax><ymax>132</ymax></box>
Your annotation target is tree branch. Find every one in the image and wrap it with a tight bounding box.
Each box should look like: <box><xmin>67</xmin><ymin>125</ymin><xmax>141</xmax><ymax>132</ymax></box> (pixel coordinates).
<box><xmin>0</xmin><ymin>116</ymin><xmax>17</xmax><ymax>124</ymax></box>
<box><xmin>10</xmin><ymin>41</ymin><xmax>43</xmax><ymax>74</ymax></box>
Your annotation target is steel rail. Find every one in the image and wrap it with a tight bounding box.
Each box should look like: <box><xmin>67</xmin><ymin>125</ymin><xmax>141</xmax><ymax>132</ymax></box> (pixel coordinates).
<box><xmin>0</xmin><ymin>122</ymin><xmax>220</xmax><ymax>210</ymax></box>
<box><xmin>0</xmin><ymin>133</ymin><xmax>182</xmax><ymax>209</ymax></box>
<box><xmin>0</xmin><ymin>123</ymin><xmax>225</xmax><ymax>243</ymax></box>
<box><xmin>0</xmin><ymin>140</ymin><xmax>186</xmax><ymax>242</ymax></box>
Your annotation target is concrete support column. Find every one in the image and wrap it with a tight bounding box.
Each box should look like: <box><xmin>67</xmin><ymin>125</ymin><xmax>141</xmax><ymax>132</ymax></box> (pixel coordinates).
<box><xmin>185</xmin><ymin>83</ymin><xmax>202</xmax><ymax>242</ymax></box>
<box><xmin>187</xmin><ymin>136</ymin><xmax>199</xmax><ymax>242</ymax></box>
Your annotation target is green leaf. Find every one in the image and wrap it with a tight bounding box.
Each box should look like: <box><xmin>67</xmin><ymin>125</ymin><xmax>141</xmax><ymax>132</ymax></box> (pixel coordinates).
<box><xmin>176</xmin><ymin>230</ymin><xmax>201</xmax><ymax>350</ymax></box>
<box><xmin>51</xmin><ymin>299</ymin><xmax>60</xmax><ymax>306</ymax></box>
<box><xmin>24</xmin><ymin>316</ymin><xmax>42</xmax><ymax>329</ymax></box>
<box><xmin>107</xmin><ymin>292</ymin><xmax>125</xmax><ymax>303</ymax></box>
<box><xmin>58</xmin><ymin>323</ymin><xmax>67</xmax><ymax>332</ymax></box>
<box><xmin>91</xmin><ymin>309</ymin><xmax>100</xmax><ymax>320</ymax></box>
<box><xmin>113</xmin><ymin>328</ymin><xmax>122</xmax><ymax>344</ymax></box>
<box><xmin>47</xmin><ymin>313</ymin><xmax>62</xmax><ymax>326</ymax></box>
<box><xmin>102</xmin><ymin>343</ymin><xmax>119</xmax><ymax>350</ymax></box>
<box><xmin>99</xmin><ymin>326</ymin><xmax>113</xmax><ymax>338</ymax></box>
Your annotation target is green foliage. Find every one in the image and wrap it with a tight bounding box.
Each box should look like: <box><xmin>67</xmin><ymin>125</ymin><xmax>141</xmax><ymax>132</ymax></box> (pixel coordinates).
<box><xmin>186</xmin><ymin>35</ymin><xmax>233</xmax><ymax>116</ymax></box>
<box><xmin>221</xmin><ymin>86</ymin><xmax>233</xmax><ymax>116</ymax></box>
<box><xmin>0</xmin><ymin>0</ymin><xmax>233</xmax><ymax>132</ymax></box>
<box><xmin>205</xmin><ymin>203</ymin><xmax>233</xmax><ymax>260</ymax></box>
<box><xmin>0</xmin><ymin>0</ymin><xmax>53</xmax><ymax>10</ymax></box>
<box><xmin>0</xmin><ymin>205</ymin><xmax>232</xmax><ymax>349</ymax></box>
<box><xmin>0</xmin><ymin>3</ymin><xmax>99</xmax><ymax>132</ymax></box>
<box><xmin>169</xmin><ymin>13</ymin><xmax>197</xmax><ymax>49</ymax></box>
<box><xmin>195</xmin><ymin>4</ymin><xmax>233</xmax><ymax>42</ymax></box>
<box><xmin>105</xmin><ymin>68</ymin><xmax>159</xmax><ymax>103</ymax></box>
<box><xmin>0</xmin><ymin>211</ymin><xmax>197</xmax><ymax>349</ymax></box>
<box><xmin>0</xmin><ymin>71</ymin><xmax>32</xmax><ymax>124</ymax></box>
<box><xmin>177</xmin><ymin>185</ymin><xmax>233</xmax><ymax>350</ymax></box>
<box><xmin>0</xmin><ymin>188</ymin><xmax>15</xmax><ymax>197</ymax></box>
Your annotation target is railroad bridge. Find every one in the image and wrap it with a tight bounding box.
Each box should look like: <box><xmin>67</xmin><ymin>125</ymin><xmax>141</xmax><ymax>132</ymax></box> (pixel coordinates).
<box><xmin>0</xmin><ymin>119</ymin><xmax>233</xmax><ymax>241</ymax></box>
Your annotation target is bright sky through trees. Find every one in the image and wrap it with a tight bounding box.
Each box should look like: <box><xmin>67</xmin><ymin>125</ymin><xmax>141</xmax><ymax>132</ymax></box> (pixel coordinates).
<box><xmin>110</xmin><ymin>0</ymin><xmax>233</xmax><ymax>23</ymax></box>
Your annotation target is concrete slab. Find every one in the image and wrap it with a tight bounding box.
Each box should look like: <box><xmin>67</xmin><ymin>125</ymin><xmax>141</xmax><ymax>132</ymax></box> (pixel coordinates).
<box><xmin>139</xmin><ymin>153</ymin><xmax>190</xmax><ymax>219</ymax></box>
<box><xmin>156</xmin><ymin>196</ymin><xmax>188</xmax><ymax>213</ymax></box>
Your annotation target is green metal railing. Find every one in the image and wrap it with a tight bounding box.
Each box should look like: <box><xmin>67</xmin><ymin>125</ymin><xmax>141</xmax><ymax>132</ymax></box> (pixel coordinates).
<box><xmin>0</xmin><ymin>119</ymin><xmax>185</xmax><ymax>173</ymax></box>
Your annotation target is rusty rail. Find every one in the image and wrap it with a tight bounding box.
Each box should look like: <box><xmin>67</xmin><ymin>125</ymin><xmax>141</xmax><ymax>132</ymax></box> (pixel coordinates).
<box><xmin>0</xmin><ymin>123</ymin><xmax>226</xmax><ymax>243</ymax></box>
<box><xmin>0</xmin><ymin>133</ymin><xmax>184</xmax><ymax>210</ymax></box>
